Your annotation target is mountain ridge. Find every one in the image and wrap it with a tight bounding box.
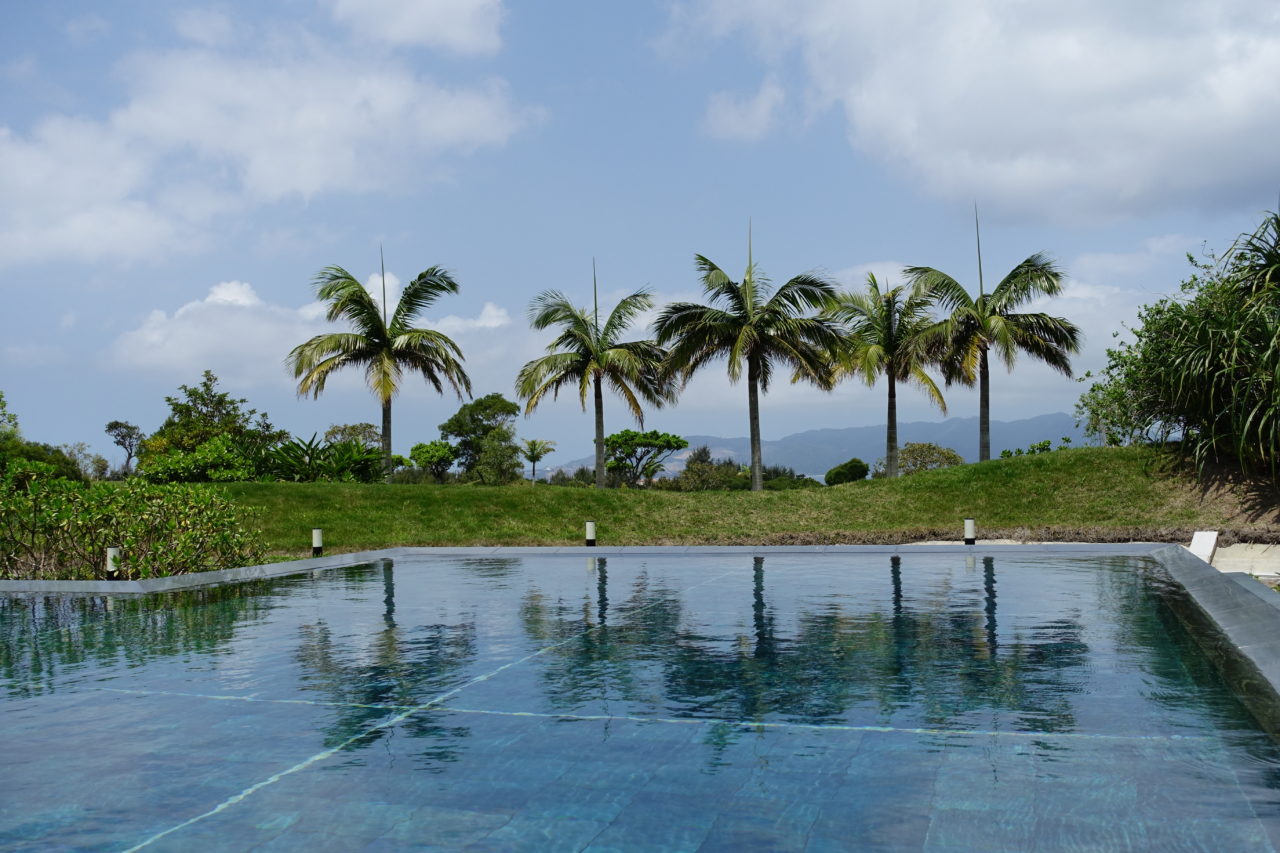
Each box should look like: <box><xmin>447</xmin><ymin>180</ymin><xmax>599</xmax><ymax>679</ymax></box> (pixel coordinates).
<box><xmin>554</xmin><ymin>412</ymin><xmax>1087</xmax><ymax>477</ymax></box>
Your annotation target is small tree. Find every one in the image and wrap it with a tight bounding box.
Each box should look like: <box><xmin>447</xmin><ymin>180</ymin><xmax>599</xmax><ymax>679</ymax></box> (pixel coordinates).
<box><xmin>0</xmin><ymin>391</ymin><xmax>19</xmax><ymax>439</ymax></box>
<box><xmin>142</xmin><ymin>370</ymin><xmax>286</xmax><ymax>462</ymax></box>
<box><xmin>59</xmin><ymin>442</ymin><xmax>110</xmax><ymax>481</ymax></box>
<box><xmin>825</xmin><ymin>457</ymin><xmax>869</xmax><ymax>485</ymax></box>
<box><xmin>439</xmin><ymin>393</ymin><xmax>521</xmax><ymax>476</ymax></box>
<box><xmin>520</xmin><ymin>439</ymin><xmax>556</xmax><ymax>481</ymax></box>
<box><xmin>874</xmin><ymin>442</ymin><xmax>963</xmax><ymax>476</ymax></box>
<box><xmin>472</xmin><ymin>426</ymin><xmax>522</xmax><ymax>485</ymax></box>
<box><xmin>105</xmin><ymin>420</ymin><xmax>145</xmax><ymax>474</ymax></box>
<box><xmin>323</xmin><ymin>423</ymin><xmax>381</xmax><ymax>448</ymax></box>
<box><xmin>604</xmin><ymin>429</ymin><xmax>688</xmax><ymax>487</ymax></box>
<box><xmin>410</xmin><ymin>440</ymin><xmax>457</xmax><ymax>482</ymax></box>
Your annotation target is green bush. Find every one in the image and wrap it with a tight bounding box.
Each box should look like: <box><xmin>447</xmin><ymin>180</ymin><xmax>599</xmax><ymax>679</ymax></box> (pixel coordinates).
<box><xmin>260</xmin><ymin>435</ymin><xmax>382</xmax><ymax>483</ymax></box>
<box><xmin>138</xmin><ymin>434</ymin><xmax>257</xmax><ymax>483</ymax></box>
<box><xmin>0</xmin><ymin>461</ymin><xmax>263</xmax><ymax>580</ymax></box>
<box><xmin>825</xmin><ymin>457</ymin><xmax>870</xmax><ymax>485</ymax></box>
<box><xmin>0</xmin><ymin>436</ymin><xmax>84</xmax><ymax>482</ymax></box>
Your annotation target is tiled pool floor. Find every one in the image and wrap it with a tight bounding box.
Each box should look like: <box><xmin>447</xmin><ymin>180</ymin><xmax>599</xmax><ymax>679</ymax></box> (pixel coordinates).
<box><xmin>4</xmin><ymin>551</ymin><xmax>1280</xmax><ymax>851</ymax></box>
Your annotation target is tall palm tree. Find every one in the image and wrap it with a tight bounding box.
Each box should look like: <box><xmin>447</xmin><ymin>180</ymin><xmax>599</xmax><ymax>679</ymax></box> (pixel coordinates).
<box><xmin>516</xmin><ymin>276</ymin><xmax>670</xmax><ymax>488</ymax></box>
<box><xmin>288</xmin><ymin>264</ymin><xmax>471</xmax><ymax>476</ymax></box>
<box><xmin>825</xmin><ymin>273</ymin><xmax>946</xmax><ymax>477</ymax></box>
<box><xmin>653</xmin><ymin>251</ymin><xmax>840</xmax><ymax>491</ymax></box>
<box><xmin>903</xmin><ymin>253</ymin><xmax>1081</xmax><ymax>461</ymax></box>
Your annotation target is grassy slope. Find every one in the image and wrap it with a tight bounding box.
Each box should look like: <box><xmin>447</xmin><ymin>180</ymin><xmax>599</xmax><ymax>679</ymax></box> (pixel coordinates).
<box><xmin>221</xmin><ymin>446</ymin><xmax>1280</xmax><ymax>556</ymax></box>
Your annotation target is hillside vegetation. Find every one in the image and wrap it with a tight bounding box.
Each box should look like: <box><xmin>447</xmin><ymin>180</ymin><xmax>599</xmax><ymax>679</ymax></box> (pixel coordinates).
<box><xmin>221</xmin><ymin>446</ymin><xmax>1280</xmax><ymax>557</ymax></box>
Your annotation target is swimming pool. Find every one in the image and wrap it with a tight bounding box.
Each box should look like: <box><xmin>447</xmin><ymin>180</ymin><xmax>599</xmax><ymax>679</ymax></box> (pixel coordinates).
<box><xmin>3</xmin><ymin>547</ymin><xmax>1280</xmax><ymax>851</ymax></box>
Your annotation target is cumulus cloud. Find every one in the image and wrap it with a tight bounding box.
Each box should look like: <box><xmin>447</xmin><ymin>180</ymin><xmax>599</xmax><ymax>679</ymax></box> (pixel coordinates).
<box><xmin>673</xmin><ymin>0</ymin><xmax>1280</xmax><ymax>220</ymax></box>
<box><xmin>110</xmin><ymin>281</ymin><xmax>516</xmax><ymax>390</ymax></box>
<box><xmin>431</xmin><ymin>302</ymin><xmax>511</xmax><ymax>334</ymax></box>
<box><xmin>110</xmin><ymin>281</ymin><xmax>320</xmax><ymax>388</ymax></box>
<box><xmin>327</xmin><ymin>0</ymin><xmax>503</xmax><ymax>54</ymax></box>
<box><xmin>112</xmin><ymin>50</ymin><xmax>532</xmax><ymax>201</ymax></box>
<box><xmin>0</xmin><ymin>118</ymin><xmax>191</xmax><ymax>265</ymax></box>
<box><xmin>65</xmin><ymin>14</ymin><xmax>109</xmax><ymax>43</ymax></box>
<box><xmin>703</xmin><ymin>76</ymin><xmax>784</xmax><ymax>140</ymax></box>
<box><xmin>173</xmin><ymin>9</ymin><xmax>235</xmax><ymax>47</ymax></box>
<box><xmin>0</xmin><ymin>27</ymin><xmax>536</xmax><ymax>270</ymax></box>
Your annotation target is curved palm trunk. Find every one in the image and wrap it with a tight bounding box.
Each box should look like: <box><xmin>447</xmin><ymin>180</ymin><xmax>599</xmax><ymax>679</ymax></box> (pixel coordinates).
<box><xmin>886</xmin><ymin>372</ymin><xmax>899</xmax><ymax>477</ymax></box>
<box><xmin>381</xmin><ymin>398</ymin><xmax>393</xmax><ymax>478</ymax></box>
<box><xmin>593</xmin><ymin>374</ymin><xmax>606</xmax><ymax>488</ymax></box>
<box><xmin>748</xmin><ymin>360</ymin><xmax>763</xmax><ymax>491</ymax></box>
<box><xmin>979</xmin><ymin>346</ymin><xmax>990</xmax><ymax>462</ymax></box>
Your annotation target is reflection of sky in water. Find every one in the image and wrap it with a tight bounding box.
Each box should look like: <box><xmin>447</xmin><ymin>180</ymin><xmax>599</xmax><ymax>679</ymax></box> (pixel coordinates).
<box><xmin>3</xmin><ymin>552</ymin><xmax>1280</xmax><ymax>851</ymax></box>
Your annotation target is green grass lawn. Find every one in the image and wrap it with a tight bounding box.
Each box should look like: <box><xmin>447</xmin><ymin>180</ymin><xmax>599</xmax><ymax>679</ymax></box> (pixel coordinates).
<box><xmin>220</xmin><ymin>446</ymin><xmax>1276</xmax><ymax>557</ymax></box>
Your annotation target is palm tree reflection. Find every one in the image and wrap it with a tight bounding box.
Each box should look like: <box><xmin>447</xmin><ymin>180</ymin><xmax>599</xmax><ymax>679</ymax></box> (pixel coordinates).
<box><xmin>294</xmin><ymin>561</ymin><xmax>479</xmax><ymax>767</ymax></box>
<box><xmin>522</xmin><ymin>555</ymin><xmax>1088</xmax><ymax>736</ymax></box>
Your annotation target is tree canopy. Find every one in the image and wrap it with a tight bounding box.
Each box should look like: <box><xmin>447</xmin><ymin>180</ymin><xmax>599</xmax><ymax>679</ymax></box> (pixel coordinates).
<box><xmin>1076</xmin><ymin>211</ymin><xmax>1280</xmax><ymax>481</ymax></box>
<box><xmin>439</xmin><ymin>393</ymin><xmax>521</xmax><ymax>476</ymax></box>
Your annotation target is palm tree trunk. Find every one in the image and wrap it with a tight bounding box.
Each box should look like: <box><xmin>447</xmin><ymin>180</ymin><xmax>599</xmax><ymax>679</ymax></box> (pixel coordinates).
<box><xmin>381</xmin><ymin>398</ymin><xmax>393</xmax><ymax>478</ymax></box>
<box><xmin>979</xmin><ymin>346</ymin><xmax>990</xmax><ymax>462</ymax></box>
<box><xmin>748</xmin><ymin>360</ymin><xmax>763</xmax><ymax>491</ymax></box>
<box><xmin>887</xmin><ymin>372</ymin><xmax>899</xmax><ymax>477</ymax></box>
<box><xmin>594</xmin><ymin>374</ymin><xmax>606</xmax><ymax>488</ymax></box>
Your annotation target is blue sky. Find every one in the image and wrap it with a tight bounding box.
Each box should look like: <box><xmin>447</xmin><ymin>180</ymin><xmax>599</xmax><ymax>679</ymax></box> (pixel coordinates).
<box><xmin>3</xmin><ymin>1</ymin><xmax>1278</xmax><ymax>469</ymax></box>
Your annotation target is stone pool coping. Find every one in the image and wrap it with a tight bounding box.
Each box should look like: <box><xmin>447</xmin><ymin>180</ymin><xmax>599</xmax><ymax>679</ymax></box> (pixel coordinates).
<box><xmin>0</xmin><ymin>542</ymin><xmax>1174</xmax><ymax>596</ymax></box>
<box><xmin>5</xmin><ymin>542</ymin><xmax>1280</xmax><ymax>729</ymax></box>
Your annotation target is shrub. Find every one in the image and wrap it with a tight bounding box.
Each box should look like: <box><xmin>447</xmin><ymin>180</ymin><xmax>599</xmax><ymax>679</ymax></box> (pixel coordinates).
<box><xmin>409</xmin><ymin>440</ymin><xmax>457</xmax><ymax>482</ymax></box>
<box><xmin>826</xmin><ymin>457</ymin><xmax>870</xmax><ymax>485</ymax></box>
<box><xmin>0</xmin><ymin>461</ymin><xmax>263</xmax><ymax>580</ymax></box>
<box><xmin>260</xmin><ymin>435</ymin><xmax>383</xmax><ymax>482</ymax></box>
<box><xmin>139</xmin><ymin>434</ymin><xmax>257</xmax><ymax>483</ymax></box>
<box><xmin>885</xmin><ymin>440</ymin><xmax>962</xmax><ymax>473</ymax></box>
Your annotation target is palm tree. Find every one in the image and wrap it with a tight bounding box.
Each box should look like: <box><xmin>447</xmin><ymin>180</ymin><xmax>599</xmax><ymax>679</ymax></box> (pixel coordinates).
<box><xmin>825</xmin><ymin>273</ymin><xmax>946</xmax><ymax>477</ymax></box>
<box><xmin>653</xmin><ymin>251</ymin><xmax>840</xmax><ymax>491</ymax></box>
<box><xmin>903</xmin><ymin>253</ymin><xmax>1081</xmax><ymax>461</ymax></box>
<box><xmin>288</xmin><ymin>264</ymin><xmax>472</xmax><ymax>476</ymax></box>
<box><xmin>516</xmin><ymin>274</ymin><xmax>670</xmax><ymax>488</ymax></box>
<box><xmin>520</xmin><ymin>438</ymin><xmax>555</xmax><ymax>481</ymax></box>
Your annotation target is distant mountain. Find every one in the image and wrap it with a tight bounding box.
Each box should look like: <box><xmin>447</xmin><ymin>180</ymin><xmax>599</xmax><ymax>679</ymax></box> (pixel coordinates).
<box><xmin>553</xmin><ymin>413</ymin><xmax>1087</xmax><ymax>477</ymax></box>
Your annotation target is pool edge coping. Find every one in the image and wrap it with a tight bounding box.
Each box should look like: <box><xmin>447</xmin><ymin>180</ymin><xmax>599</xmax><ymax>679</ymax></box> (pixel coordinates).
<box><xmin>0</xmin><ymin>542</ymin><xmax>1167</xmax><ymax>595</ymax></box>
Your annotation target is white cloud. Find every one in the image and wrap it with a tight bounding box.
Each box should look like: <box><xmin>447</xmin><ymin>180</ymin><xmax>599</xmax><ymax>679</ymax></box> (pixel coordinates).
<box><xmin>65</xmin><ymin>14</ymin><xmax>109</xmax><ymax>43</ymax></box>
<box><xmin>327</xmin><ymin>0</ymin><xmax>503</xmax><ymax>54</ymax></box>
<box><xmin>174</xmin><ymin>9</ymin><xmax>235</xmax><ymax>47</ymax></box>
<box><xmin>674</xmin><ymin>0</ymin><xmax>1280</xmax><ymax>220</ymax></box>
<box><xmin>431</xmin><ymin>302</ymin><xmax>511</xmax><ymax>334</ymax></box>
<box><xmin>113</xmin><ymin>50</ymin><xmax>533</xmax><ymax>201</ymax></box>
<box><xmin>0</xmin><ymin>118</ymin><xmax>191</xmax><ymax>266</ymax></box>
<box><xmin>110</xmin><ymin>281</ymin><xmax>328</xmax><ymax>388</ymax></box>
<box><xmin>703</xmin><ymin>76</ymin><xmax>784</xmax><ymax>140</ymax></box>
<box><xmin>0</xmin><ymin>41</ymin><xmax>537</xmax><ymax>269</ymax></box>
<box><xmin>109</xmin><ymin>281</ymin><xmax>516</xmax><ymax>391</ymax></box>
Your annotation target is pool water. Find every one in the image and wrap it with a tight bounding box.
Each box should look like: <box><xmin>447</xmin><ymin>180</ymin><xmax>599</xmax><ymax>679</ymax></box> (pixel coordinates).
<box><xmin>3</xmin><ymin>551</ymin><xmax>1280</xmax><ymax>851</ymax></box>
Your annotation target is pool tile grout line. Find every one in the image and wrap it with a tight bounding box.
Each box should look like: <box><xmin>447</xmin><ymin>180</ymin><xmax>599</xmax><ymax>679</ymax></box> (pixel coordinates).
<box><xmin>121</xmin><ymin>563</ymin><xmax>743</xmax><ymax>851</ymax></box>
<box><xmin>90</xmin><ymin>685</ymin><xmax>1216</xmax><ymax>745</ymax></box>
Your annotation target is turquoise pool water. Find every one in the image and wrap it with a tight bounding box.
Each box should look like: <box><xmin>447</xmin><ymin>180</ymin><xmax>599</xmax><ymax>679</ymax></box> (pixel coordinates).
<box><xmin>3</xmin><ymin>551</ymin><xmax>1280</xmax><ymax>851</ymax></box>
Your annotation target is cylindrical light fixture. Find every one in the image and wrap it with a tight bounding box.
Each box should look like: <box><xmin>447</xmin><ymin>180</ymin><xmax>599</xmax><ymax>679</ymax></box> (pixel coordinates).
<box><xmin>106</xmin><ymin>547</ymin><xmax>121</xmax><ymax>578</ymax></box>
<box><xmin>585</xmin><ymin>521</ymin><xmax>597</xmax><ymax>547</ymax></box>
<box><xmin>312</xmin><ymin>528</ymin><xmax>324</xmax><ymax>557</ymax></box>
<box><xmin>963</xmin><ymin>518</ymin><xmax>976</xmax><ymax>546</ymax></box>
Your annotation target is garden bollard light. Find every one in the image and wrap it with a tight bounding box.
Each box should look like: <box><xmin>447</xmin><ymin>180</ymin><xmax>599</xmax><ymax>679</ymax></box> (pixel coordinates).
<box><xmin>964</xmin><ymin>518</ymin><xmax>976</xmax><ymax>546</ymax></box>
<box><xmin>585</xmin><ymin>521</ymin><xmax>597</xmax><ymax>547</ymax></box>
<box><xmin>312</xmin><ymin>528</ymin><xmax>324</xmax><ymax>558</ymax></box>
<box><xmin>106</xmin><ymin>547</ymin><xmax>121</xmax><ymax>578</ymax></box>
